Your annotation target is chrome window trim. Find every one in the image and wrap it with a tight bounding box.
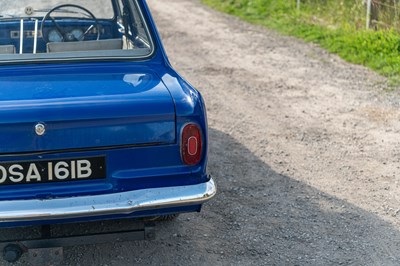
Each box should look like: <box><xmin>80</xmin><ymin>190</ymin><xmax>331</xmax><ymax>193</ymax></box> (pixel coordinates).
<box><xmin>0</xmin><ymin>0</ymin><xmax>155</xmax><ymax>65</ymax></box>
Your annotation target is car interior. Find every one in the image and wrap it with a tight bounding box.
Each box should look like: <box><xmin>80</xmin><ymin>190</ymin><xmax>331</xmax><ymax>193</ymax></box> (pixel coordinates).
<box><xmin>0</xmin><ymin>1</ymin><xmax>151</xmax><ymax>56</ymax></box>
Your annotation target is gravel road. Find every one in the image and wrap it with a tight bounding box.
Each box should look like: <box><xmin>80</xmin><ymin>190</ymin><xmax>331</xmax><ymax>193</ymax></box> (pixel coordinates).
<box><xmin>3</xmin><ymin>0</ymin><xmax>400</xmax><ymax>265</ymax></box>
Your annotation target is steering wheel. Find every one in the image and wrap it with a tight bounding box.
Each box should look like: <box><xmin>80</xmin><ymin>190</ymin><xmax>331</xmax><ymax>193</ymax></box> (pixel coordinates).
<box><xmin>41</xmin><ymin>4</ymin><xmax>101</xmax><ymax>43</ymax></box>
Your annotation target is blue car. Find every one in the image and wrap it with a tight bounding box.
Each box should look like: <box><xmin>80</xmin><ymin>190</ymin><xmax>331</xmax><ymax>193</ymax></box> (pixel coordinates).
<box><xmin>0</xmin><ymin>0</ymin><xmax>216</xmax><ymax>229</ymax></box>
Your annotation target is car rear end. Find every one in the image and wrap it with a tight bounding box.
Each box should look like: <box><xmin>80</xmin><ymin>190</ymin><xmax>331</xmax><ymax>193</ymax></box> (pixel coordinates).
<box><xmin>0</xmin><ymin>62</ymin><xmax>216</xmax><ymax>227</ymax></box>
<box><xmin>0</xmin><ymin>0</ymin><xmax>215</xmax><ymax>228</ymax></box>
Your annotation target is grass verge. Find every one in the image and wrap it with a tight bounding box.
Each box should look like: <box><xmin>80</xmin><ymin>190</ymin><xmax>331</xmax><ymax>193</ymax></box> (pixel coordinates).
<box><xmin>202</xmin><ymin>0</ymin><xmax>400</xmax><ymax>86</ymax></box>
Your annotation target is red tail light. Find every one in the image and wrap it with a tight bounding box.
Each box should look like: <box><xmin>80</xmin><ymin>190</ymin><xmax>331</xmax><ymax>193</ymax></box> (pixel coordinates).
<box><xmin>181</xmin><ymin>123</ymin><xmax>203</xmax><ymax>165</ymax></box>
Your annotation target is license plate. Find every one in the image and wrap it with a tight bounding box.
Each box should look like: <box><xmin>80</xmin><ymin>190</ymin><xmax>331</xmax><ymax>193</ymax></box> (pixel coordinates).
<box><xmin>0</xmin><ymin>156</ymin><xmax>106</xmax><ymax>185</ymax></box>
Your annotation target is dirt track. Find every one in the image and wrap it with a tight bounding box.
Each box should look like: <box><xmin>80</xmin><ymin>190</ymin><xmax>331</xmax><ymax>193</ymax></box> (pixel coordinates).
<box><xmin>4</xmin><ymin>0</ymin><xmax>400</xmax><ymax>265</ymax></box>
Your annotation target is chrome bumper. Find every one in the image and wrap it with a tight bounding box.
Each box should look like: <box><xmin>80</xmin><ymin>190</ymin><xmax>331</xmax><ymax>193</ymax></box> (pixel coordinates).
<box><xmin>0</xmin><ymin>178</ymin><xmax>216</xmax><ymax>223</ymax></box>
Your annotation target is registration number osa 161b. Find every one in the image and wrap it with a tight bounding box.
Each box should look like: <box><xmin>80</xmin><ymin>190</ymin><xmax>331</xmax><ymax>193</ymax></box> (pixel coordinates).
<box><xmin>0</xmin><ymin>156</ymin><xmax>106</xmax><ymax>185</ymax></box>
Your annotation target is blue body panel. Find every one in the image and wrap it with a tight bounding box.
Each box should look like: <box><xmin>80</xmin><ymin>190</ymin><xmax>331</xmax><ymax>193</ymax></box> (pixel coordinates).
<box><xmin>0</xmin><ymin>0</ymin><xmax>210</xmax><ymax>227</ymax></box>
<box><xmin>0</xmin><ymin>65</ymin><xmax>176</xmax><ymax>153</ymax></box>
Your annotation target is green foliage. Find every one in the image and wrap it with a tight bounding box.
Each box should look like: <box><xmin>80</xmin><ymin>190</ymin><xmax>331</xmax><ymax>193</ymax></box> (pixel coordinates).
<box><xmin>202</xmin><ymin>0</ymin><xmax>400</xmax><ymax>84</ymax></box>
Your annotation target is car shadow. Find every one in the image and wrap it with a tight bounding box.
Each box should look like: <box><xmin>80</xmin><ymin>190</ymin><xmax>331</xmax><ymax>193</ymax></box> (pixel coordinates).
<box><xmin>1</xmin><ymin>127</ymin><xmax>400</xmax><ymax>265</ymax></box>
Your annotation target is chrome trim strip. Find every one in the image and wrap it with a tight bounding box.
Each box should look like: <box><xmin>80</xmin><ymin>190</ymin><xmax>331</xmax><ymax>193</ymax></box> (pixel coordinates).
<box><xmin>19</xmin><ymin>19</ymin><xmax>24</xmax><ymax>55</ymax></box>
<box><xmin>0</xmin><ymin>142</ymin><xmax>167</xmax><ymax>157</ymax></box>
<box><xmin>0</xmin><ymin>178</ymin><xmax>216</xmax><ymax>222</ymax></box>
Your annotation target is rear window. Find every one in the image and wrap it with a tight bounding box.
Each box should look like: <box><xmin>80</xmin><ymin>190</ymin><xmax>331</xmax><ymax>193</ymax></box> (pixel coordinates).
<box><xmin>0</xmin><ymin>0</ymin><xmax>153</xmax><ymax>63</ymax></box>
